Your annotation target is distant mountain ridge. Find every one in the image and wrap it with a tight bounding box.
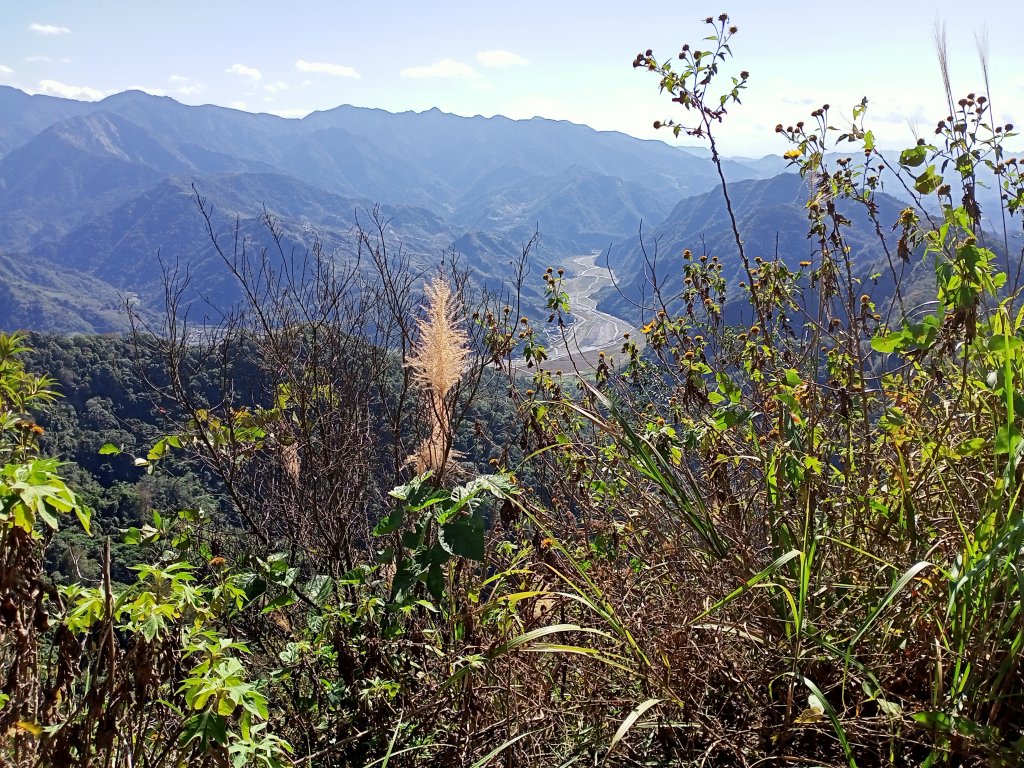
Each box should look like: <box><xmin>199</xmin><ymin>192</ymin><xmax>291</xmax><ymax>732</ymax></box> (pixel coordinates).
<box><xmin>598</xmin><ymin>171</ymin><xmax>936</xmax><ymax>323</ymax></box>
<box><xmin>0</xmin><ymin>86</ymin><xmax>791</xmax><ymax>333</ymax></box>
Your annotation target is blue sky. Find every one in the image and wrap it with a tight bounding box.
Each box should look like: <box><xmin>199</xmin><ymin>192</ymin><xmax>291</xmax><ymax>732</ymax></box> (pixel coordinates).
<box><xmin>2</xmin><ymin>1</ymin><xmax>1020</xmax><ymax>155</ymax></box>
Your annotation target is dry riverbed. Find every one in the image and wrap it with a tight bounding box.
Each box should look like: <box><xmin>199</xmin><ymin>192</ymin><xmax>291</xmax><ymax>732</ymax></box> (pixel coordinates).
<box><xmin>527</xmin><ymin>253</ymin><xmax>640</xmax><ymax>373</ymax></box>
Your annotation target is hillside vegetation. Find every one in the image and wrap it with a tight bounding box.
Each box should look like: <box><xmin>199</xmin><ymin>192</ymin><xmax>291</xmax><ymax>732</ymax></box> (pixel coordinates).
<box><xmin>4</xmin><ymin>14</ymin><xmax>1024</xmax><ymax>767</ymax></box>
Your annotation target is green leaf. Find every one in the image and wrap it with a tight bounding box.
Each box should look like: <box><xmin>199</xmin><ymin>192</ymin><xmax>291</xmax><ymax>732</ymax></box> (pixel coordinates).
<box><xmin>98</xmin><ymin>443</ymin><xmax>121</xmax><ymax>456</ymax></box>
<box><xmin>914</xmin><ymin>165</ymin><xmax>943</xmax><ymax>195</ymax></box>
<box><xmin>261</xmin><ymin>591</ymin><xmax>296</xmax><ymax>614</ymax></box>
<box><xmin>424</xmin><ymin>562</ymin><xmax>445</xmax><ymax>603</ymax></box>
<box><xmin>877</xmin><ymin>698</ymin><xmax>903</xmax><ymax>718</ymax></box>
<box><xmin>693</xmin><ymin>549</ymin><xmax>801</xmax><ymax>621</ymax></box>
<box><xmin>995</xmin><ymin>424</ymin><xmax>1021</xmax><ymax>455</ymax></box>
<box><xmin>987</xmin><ymin>334</ymin><xmax>1024</xmax><ymax>354</ymax></box>
<box><xmin>304</xmin><ymin>574</ymin><xmax>333</xmax><ymax>606</ymax></box>
<box><xmin>802</xmin><ymin>677</ymin><xmax>855</xmax><ymax>766</ymax></box>
<box><xmin>871</xmin><ymin>330</ymin><xmax>907</xmax><ymax>353</ymax></box>
<box><xmin>147</xmin><ymin>439</ymin><xmax>169</xmax><ymax>461</ymax></box>
<box><xmin>848</xmin><ymin>561</ymin><xmax>931</xmax><ymax>650</ymax></box>
<box><xmin>75</xmin><ymin>504</ymin><xmax>92</xmax><ymax>535</ymax></box>
<box><xmin>181</xmin><ymin>711</ymin><xmax>228</xmax><ymax>749</ymax></box>
<box><xmin>373</xmin><ymin>506</ymin><xmax>405</xmax><ymax>536</ymax></box>
<box><xmin>956</xmin><ymin>437</ymin><xmax>987</xmax><ymax>457</ymax></box>
<box><xmin>469</xmin><ymin>730</ymin><xmax>539</xmax><ymax>768</ymax></box>
<box><xmin>439</xmin><ymin>512</ymin><xmax>485</xmax><ymax>561</ymax></box>
<box><xmin>899</xmin><ymin>145</ymin><xmax>928</xmax><ymax>168</ymax></box>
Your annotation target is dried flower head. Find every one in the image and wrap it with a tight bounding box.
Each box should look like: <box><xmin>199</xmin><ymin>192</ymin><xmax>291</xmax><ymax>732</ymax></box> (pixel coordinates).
<box><xmin>406</xmin><ymin>277</ymin><xmax>469</xmax><ymax>475</ymax></box>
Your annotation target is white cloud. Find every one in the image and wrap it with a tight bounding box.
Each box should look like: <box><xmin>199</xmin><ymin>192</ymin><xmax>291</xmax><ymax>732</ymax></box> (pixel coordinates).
<box><xmin>0</xmin><ymin>65</ymin><xmax>13</xmax><ymax>78</ymax></box>
<box><xmin>400</xmin><ymin>59</ymin><xmax>478</xmax><ymax>79</ymax></box>
<box><xmin>295</xmin><ymin>59</ymin><xmax>360</xmax><ymax>79</ymax></box>
<box><xmin>226</xmin><ymin>63</ymin><xmax>261</xmax><ymax>83</ymax></box>
<box><xmin>229</xmin><ymin>100</ymin><xmax>248</xmax><ymax>110</ymax></box>
<box><xmin>37</xmin><ymin>79</ymin><xmax>103</xmax><ymax>100</ymax></box>
<box><xmin>476</xmin><ymin>50</ymin><xmax>529</xmax><ymax>68</ymax></box>
<box><xmin>263</xmin><ymin>80</ymin><xmax>289</xmax><ymax>94</ymax></box>
<box><xmin>25</xmin><ymin>55</ymin><xmax>53</xmax><ymax>63</ymax></box>
<box><xmin>168</xmin><ymin>75</ymin><xmax>203</xmax><ymax>96</ymax></box>
<box><xmin>29</xmin><ymin>23</ymin><xmax>70</xmax><ymax>35</ymax></box>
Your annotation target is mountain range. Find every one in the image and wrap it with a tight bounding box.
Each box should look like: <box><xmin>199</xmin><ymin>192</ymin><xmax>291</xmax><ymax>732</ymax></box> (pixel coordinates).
<box><xmin>597</xmin><ymin>172</ymin><xmax>934</xmax><ymax>323</ymax></box>
<box><xmin>0</xmin><ymin>85</ymin><xmax>936</xmax><ymax>334</ymax></box>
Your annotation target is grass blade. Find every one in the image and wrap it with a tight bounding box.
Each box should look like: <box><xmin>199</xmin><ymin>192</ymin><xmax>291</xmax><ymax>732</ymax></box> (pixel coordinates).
<box><xmin>848</xmin><ymin>560</ymin><xmax>931</xmax><ymax>650</ymax></box>
<box><xmin>802</xmin><ymin>677</ymin><xmax>855</xmax><ymax>767</ymax></box>
<box><xmin>692</xmin><ymin>549</ymin><xmax>801</xmax><ymax>622</ymax></box>
<box><xmin>604</xmin><ymin>698</ymin><xmax>664</xmax><ymax>764</ymax></box>
<box><xmin>470</xmin><ymin>729</ymin><xmax>539</xmax><ymax>768</ymax></box>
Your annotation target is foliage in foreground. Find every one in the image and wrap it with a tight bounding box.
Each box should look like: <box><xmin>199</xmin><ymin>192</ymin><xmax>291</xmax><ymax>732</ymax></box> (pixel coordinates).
<box><xmin>4</xmin><ymin>12</ymin><xmax>1024</xmax><ymax>768</ymax></box>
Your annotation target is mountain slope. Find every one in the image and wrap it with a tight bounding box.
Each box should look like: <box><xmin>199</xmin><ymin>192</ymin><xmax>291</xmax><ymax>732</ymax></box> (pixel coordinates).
<box><xmin>0</xmin><ymin>250</ymin><xmax>137</xmax><ymax>333</ymax></box>
<box><xmin>26</xmin><ymin>171</ymin><xmax>551</xmax><ymax>317</ymax></box>
<box><xmin>0</xmin><ymin>86</ymin><xmax>789</xmax><ymax>333</ymax></box>
<box><xmin>599</xmin><ymin>172</ymin><xmax>920</xmax><ymax>321</ymax></box>
<box><xmin>0</xmin><ymin>86</ymin><xmax>99</xmax><ymax>158</ymax></box>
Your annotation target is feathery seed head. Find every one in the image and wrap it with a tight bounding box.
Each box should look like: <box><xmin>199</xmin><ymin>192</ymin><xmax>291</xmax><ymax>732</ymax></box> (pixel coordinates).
<box><xmin>406</xmin><ymin>277</ymin><xmax>469</xmax><ymax>475</ymax></box>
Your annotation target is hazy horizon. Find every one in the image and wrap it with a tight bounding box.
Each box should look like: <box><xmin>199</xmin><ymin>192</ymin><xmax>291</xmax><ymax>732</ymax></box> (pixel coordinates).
<box><xmin>2</xmin><ymin>1</ymin><xmax>1021</xmax><ymax>156</ymax></box>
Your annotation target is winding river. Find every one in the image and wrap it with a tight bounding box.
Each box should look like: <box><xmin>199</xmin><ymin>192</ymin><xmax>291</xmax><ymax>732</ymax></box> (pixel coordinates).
<box><xmin>535</xmin><ymin>253</ymin><xmax>637</xmax><ymax>371</ymax></box>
